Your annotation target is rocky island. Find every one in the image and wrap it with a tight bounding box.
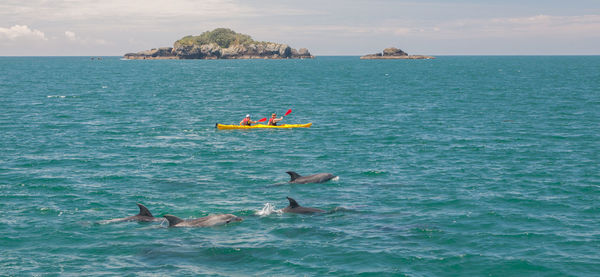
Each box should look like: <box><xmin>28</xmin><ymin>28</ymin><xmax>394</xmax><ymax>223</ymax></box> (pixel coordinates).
<box><xmin>124</xmin><ymin>28</ymin><xmax>313</xmax><ymax>60</ymax></box>
<box><xmin>360</xmin><ymin>47</ymin><xmax>434</xmax><ymax>60</ymax></box>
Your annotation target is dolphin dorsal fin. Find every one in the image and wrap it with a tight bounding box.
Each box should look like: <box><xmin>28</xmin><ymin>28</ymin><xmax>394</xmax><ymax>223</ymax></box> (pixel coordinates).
<box><xmin>286</xmin><ymin>171</ymin><xmax>302</xmax><ymax>182</ymax></box>
<box><xmin>136</xmin><ymin>203</ymin><xmax>153</xmax><ymax>217</ymax></box>
<box><xmin>286</xmin><ymin>197</ymin><xmax>300</xmax><ymax>208</ymax></box>
<box><xmin>163</xmin><ymin>215</ymin><xmax>184</xmax><ymax>227</ymax></box>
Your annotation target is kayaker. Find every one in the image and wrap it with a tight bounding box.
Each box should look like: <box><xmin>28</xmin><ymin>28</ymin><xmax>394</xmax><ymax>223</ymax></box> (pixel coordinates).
<box><xmin>268</xmin><ymin>113</ymin><xmax>284</xmax><ymax>126</ymax></box>
<box><xmin>240</xmin><ymin>114</ymin><xmax>258</xmax><ymax>126</ymax></box>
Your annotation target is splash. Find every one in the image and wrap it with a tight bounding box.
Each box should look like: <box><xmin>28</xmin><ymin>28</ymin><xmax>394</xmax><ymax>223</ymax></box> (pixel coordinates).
<box><xmin>255</xmin><ymin>203</ymin><xmax>282</xmax><ymax>216</ymax></box>
<box><xmin>332</xmin><ymin>176</ymin><xmax>340</xmax><ymax>181</ymax></box>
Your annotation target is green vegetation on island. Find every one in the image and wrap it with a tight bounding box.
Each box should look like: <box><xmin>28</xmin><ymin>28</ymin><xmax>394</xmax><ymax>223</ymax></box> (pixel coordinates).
<box><xmin>175</xmin><ymin>28</ymin><xmax>257</xmax><ymax>48</ymax></box>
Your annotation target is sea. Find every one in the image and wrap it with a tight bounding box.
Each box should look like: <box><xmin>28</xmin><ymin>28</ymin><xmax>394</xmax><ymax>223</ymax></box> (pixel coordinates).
<box><xmin>0</xmin><ymin>56</ymin><xmax>599</xmax><ymax>276</ymax></box>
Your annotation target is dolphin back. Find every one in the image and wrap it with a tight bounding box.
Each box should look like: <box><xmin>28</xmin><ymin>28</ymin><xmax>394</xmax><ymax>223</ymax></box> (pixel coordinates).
<box><xmin>294</xmin><ymin>207</ymin><xmax>326</xmax><ymax>214</ymax></box>
<box><xmin>200</xmin><ymin>214</ymin><xmax>243</xmax><ymax>227</ymax></box>
<box><xmin>283</xmin><ymin>197</ymin><xmax>326</xmax><ymax>214</ymax></box>
<box><xmin>286</xmin><ymin>196</ymin><xmax>300</xmax><ymax>208</ymax></box>
<box><xmin>163</xmin><ymin>214</ymin><xmax>184</xmax><ymax>227</ymax></box>
<box><xmin>287</xmin><ymin>172</ymin><xmax>335</xmax><ymax>184</ymax></box>
<box><xmin>136</xmin><ymin>203</ymin><xmax>153</xmax><ymax>217</ymax></box>
<box><xmin>163</xmin><ymin>214</ymin><xmax>242</xmax><ymax>227</ymax></box>
<box><xmin>314</xmin><ymin>173</ymin><xmax>335</xmax><ymax>183</ymax></box>
<box><xmin>286</xmin><ymin>171</ymin><xmax>302</xmax><ymax>182</ymax></box>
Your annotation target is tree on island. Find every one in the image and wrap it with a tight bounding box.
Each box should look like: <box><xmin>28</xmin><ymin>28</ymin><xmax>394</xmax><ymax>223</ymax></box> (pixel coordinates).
<box><xmin>175</xmin><ymin>28</ymin><xmax>262</xmax><ymax>48</ymax></box>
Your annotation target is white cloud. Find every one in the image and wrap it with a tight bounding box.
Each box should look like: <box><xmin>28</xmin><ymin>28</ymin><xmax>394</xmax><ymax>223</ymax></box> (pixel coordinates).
<box><xmin>65</xmin><ymin>31</ymin><xmax>76</xmax><ymax>41</ymax></box>
<box><xmin>0</xmin><ymin>25</ymin><xmax>47</xmax><ymax>41</ymax></box>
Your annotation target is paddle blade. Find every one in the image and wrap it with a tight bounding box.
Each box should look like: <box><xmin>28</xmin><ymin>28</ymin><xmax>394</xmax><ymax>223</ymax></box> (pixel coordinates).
<box><xmin>258</xmin><ymin>118</ymin><xmax>267</xmax><ymax>122</ymax></box>
<box><xmin>284</xmin><ymin>109</ymin><xmax>292</xmax><ymax>116</ymax></box>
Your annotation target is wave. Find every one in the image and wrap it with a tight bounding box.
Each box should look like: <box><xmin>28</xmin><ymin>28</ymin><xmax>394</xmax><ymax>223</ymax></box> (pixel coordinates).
<box><xmin>361</xmin><ymin>170</ymin><xmax>388</xmax><ymax>176</ymax></box>
<box><xmin>46</xmin><ymin>95</ymin><xmax>79</xmax><ymax>99</ymax></box>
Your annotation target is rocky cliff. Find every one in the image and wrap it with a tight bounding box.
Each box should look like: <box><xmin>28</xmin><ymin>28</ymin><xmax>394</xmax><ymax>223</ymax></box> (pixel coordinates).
<box><xmin>124</xmin><ymin>28</ymin><xmax>313</xmax><ymax>60</ymax></box>
<box><xmin>360</xmin><ymin>47</ymin><xmax>434</xmax><ymax>59</ymax></box>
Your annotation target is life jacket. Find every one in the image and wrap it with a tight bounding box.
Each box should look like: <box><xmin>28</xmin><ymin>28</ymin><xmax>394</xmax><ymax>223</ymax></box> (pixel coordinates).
<box><xmin>241</xmin><ymin>118</ymin><xmax>251</xmax><ymax>126</ymax></box>
<box><xmin>268</xmin><ymin>117</ymin><xmax>277</xmax><ymax>126</ymax></box>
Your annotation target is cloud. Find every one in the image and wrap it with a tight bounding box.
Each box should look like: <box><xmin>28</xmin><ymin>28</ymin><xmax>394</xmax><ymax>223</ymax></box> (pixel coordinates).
<box><xmin>261</xmin><ymin>14</ymin><xmax>600</xmax><ymax>39</ymax></box>
<box><xmin>63</xmin><ymin>30</ymin><xmax>109</xmax><ymax>45</ymax></box>
<box><xmin>434</xmin><ymin>14</ymin><xmax>600</xmax><ymax>38</ymax></box>
<box><xmin>65</xmin><ymin>31</ymin><xmax>76</xmax><ymax>41</ymax></box>
<box><xmin>261</xmin><ymin>24</ymin><xmax>421</xmax><ymax>37</ymax></box>
<box><xmin>1</xmin><ymin>0</ymin><xmax>255</xmax><ymax>24</ymax></box>
<box><xmin>0</xmin><ymin>0</ymin><xmax>324</xmax><ymax>30</ymax></box>
<box><xmin>0</xmin><ymin>25</ymin><xmax>47</xmax><ymax>41</ymax></box>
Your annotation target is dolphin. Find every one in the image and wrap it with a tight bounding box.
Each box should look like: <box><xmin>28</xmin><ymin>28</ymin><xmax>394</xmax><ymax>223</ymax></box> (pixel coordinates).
<box><xmin>286</xmin><ymin>171</ymin><xmax>336</xmax><ymax>184</ymax></box>
<box><xmin>101</xmin><ymin>203</ymin><xmax>165</xmax><ymax>223</ymax></box>
<box><xmin>282</xmin><ymin>197</ymin><xmax>326</xmax><ymax>214</ymax></box>
<box><xmin>163</xmin><ymin>214</ymin><xmax>243</xmax><ymax>227</ymax></box>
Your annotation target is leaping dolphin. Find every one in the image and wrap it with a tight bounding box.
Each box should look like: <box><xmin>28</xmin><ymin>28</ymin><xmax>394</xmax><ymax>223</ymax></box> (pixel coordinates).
<box><xmin>282</xmin><ymin>197</ymin><xmax>326</xmax><ymax>214</ymax></box>
<box><xmin>163</xmin><ymin>214</ymin><xmax>243</xmax><ymax>227</ymax></box>
<box><xmin>100</xmin><ymin>203</ymin><xmax>165</xmax><ymax>223</ymax></box>
<box><xmin>286</xmin><ymin>171</ymin><xmax>336</xmax><ymax>184</ymax></box>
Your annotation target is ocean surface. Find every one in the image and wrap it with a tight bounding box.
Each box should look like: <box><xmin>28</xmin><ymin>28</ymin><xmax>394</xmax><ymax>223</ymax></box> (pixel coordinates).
<box><xmin>1</xmin><ymin>56</ymin><xmax>599</xmax><ymax>276</ymax></box>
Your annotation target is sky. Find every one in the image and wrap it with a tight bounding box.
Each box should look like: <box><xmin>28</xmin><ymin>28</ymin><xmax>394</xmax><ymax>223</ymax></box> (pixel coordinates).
<box><xmin>1</xmin><ymin>0</ymin><xmax>599</xmax><ymax>56</ymax></box>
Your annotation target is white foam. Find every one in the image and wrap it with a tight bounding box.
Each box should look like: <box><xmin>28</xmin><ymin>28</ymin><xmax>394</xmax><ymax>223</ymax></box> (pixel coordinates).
<box><xmin>332</xmin><ymin>176</ymin><xmax>340</xmax><ymax>181</ymax></box>
<box><xmin>255</xmin><ymin>203</ymin><xmax>282</xmax><ymax>216</ymax></box>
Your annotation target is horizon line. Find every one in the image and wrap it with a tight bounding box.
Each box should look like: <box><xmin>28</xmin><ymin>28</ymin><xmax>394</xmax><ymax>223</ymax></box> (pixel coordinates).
<box><xmin>1</xmin><ymin>54</ymin><xmax>600</xmax><ymax>57</ymax></box>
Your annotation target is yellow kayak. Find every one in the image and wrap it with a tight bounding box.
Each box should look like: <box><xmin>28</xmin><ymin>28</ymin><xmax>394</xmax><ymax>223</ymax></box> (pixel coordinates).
<box><xmin>216</xmin><ymin>123</ymin><xmax>312</xmax><ymax>130</ymax></box>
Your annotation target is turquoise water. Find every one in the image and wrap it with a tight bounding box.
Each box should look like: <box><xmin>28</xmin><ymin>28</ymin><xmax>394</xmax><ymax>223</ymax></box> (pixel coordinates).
<box><xmin>1</xmin><ymin>56</ymin><xmax>599</xmax><ymax>276</ymax></box>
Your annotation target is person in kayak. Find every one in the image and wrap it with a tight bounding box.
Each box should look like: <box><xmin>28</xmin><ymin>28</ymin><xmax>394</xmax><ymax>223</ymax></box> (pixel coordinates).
<box><xmin>268</xmin><ymin>113</ymin><xmax>284</xmax><ymax>126</ymax></box>
<box><xmin>240</xmin><ymin>114</ymin><xmax>259</xmax><ymax>126</ymax></box>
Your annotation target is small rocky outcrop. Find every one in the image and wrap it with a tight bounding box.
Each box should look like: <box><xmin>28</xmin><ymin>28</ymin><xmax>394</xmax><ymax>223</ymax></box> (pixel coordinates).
<box><xmin>124</xmin><ymin>47</ymin><xmax>177</xmax><ymax>60</ymax></box>
<box><xmin>124</xmin><ymin>28</ymin><xmax>313</xmax><ymax>60</ymax></box>
<box><xmin>360</xmin><ymin>47</ymin><xmax>434</xmax><ymax>59</ymax></box>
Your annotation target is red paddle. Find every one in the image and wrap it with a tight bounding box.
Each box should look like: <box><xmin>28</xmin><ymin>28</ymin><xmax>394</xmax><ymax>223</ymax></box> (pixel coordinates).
<box><xmin>257</xmin><ymin>118</ymin><xmax>267</xmax><ymax>122</ymax></box>
<box><xmin>284</xmin><ymin>109</ymin><xmax>292</xmax><ymax>116</ymax></box>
